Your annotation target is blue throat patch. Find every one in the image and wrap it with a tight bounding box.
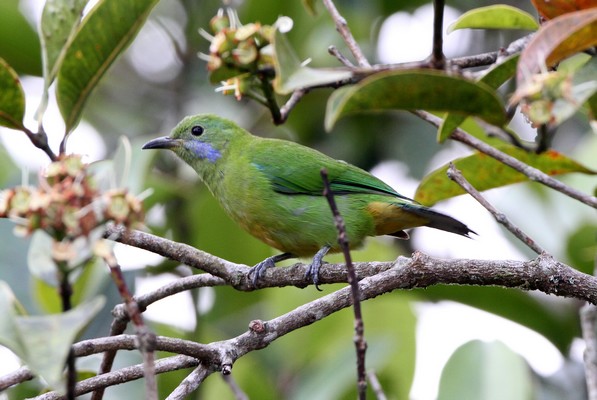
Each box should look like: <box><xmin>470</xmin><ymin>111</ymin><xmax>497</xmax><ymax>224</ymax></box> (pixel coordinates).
<box><xmin>185</xmin><ymin>141</ymin><xmax>221</xmax><ymax>163</ymax></box>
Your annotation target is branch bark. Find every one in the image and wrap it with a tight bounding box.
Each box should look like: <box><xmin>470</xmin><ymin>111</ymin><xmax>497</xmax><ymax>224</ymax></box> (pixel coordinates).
<box><xmin>9</xmin><ymin>251</ymin><xmax>596</xmax><ymax>398</ymax></box>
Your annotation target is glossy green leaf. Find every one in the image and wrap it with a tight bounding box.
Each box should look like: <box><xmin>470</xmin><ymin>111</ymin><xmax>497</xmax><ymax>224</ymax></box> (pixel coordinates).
<box><xmin>272</xmin><ymin>29</ymin><xmax>352</xmax><ymax>95</ymax></box>
<box><xmin>414</xmin><ymin>146</ymin><xmax>596</xmax><ymax>206</ymax></box>
<box><xmin>14</xmin><ymin>297</ymin><xmax>105</xmax><ymax>391</ymax></box>
<box><xmin>0</xmin><ymin>0</ymin><xmax>42</xmax><ymax>76</ymax></box>
<box><xmin>0</xmin><ymin>57</ymin><xmax>25</xmax><ymax>130</ymax></box>
<box><xmin>325</xmin><ymin>70</ymin><xmax>506</xmax><ymax>131</ymax></box>
<box><xmin>56</xmin><ymin>0</ymin><xmax>160</xmax><ymax>134</ymax></box>
<box><xmin>448</xmin><ymin>5</ymin><xmax>539</xmax><ymax>33</ymax></box>
<box><xmin>516</xmin><ymin>8</ymin><xmax>597</xmax><ymax>91</ymax></box>
<box><xmin>438</xmin><ymin>340</ymin><xmax>534</xmax><ymax>400</ymax></box>
<box><xmin>438</xmin><ymin>54</ymin><xmax>519</xmax><ymax>142</ymax></box>
<box><xmin>40</xmin><ymin>0</ymin><xmax>88</xmax><ymax>83</ymax></box>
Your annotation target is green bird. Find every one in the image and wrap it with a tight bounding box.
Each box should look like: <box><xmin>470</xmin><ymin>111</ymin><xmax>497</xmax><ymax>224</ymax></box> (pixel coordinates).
<box><xmin>143</xmin><ymin>114</ymin><xmax>474</xmax><ymax>287</ymax></box>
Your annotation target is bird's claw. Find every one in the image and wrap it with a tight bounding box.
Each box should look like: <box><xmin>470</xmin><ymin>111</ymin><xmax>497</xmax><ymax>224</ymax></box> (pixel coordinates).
<box><xmin>248</xmin><ymin>258</ymin><xmax>276</xmax><ymax>287</ymax></box>
<box><xmin>247</xmin><ymin>253</ymin><xmax>294</xmax><ymax>287</ymax></box>
<box><xmin>304</xmin><ymin>245</ymin><xmax>331</xmax><ymax>291</ymax></box>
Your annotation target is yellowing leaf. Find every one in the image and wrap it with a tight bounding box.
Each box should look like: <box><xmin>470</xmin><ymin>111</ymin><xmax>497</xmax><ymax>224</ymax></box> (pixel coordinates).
<box><xmin>414</xmin><ymin>146</ymin><xmax>596</xmax><ymax>206</ymax></box>
<box><xmin>448</xmin><ymin>5</ymin><xmax>539</xmax><ymax>33</ymax></box>
<box><xmin>516</xmin><ymin>8</ymin><xmax>597</xmax><ymax>92</ymax></box>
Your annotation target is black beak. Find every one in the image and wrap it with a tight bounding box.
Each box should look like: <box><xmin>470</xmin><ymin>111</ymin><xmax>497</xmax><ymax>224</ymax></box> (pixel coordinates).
<box><xmin>142</xmin><ymin>136</ymin><xmax>179</xmax><ymax>150</ymax></box>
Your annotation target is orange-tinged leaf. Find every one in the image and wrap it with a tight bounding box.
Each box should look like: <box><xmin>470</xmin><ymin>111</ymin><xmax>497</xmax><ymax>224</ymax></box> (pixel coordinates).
<box><xmin>414</xmin><ymin>146</ymin><xmax>596</xmax><ymax>206</ymax></box>
<box><xmin>531</xmin><ymin>0</ymin><xmax>597</xmax><ymax>20</ymax></box>
<box><xmin>516</xmin><ymin>8</ymin><xmax>597</xmax><ymax>91</ymax></box>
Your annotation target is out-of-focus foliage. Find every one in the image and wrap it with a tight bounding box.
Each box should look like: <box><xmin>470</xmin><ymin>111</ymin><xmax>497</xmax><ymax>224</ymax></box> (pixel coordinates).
<box><xmin>0</xmin><ymin>0</ymin><xmax>595</xmax><ymax>399</ymax></box>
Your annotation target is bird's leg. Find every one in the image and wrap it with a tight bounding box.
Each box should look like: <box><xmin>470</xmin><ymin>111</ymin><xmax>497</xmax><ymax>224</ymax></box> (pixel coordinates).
<box><xmin>305</xmin><ymin>244</ymin><xmax>332</xmax><ymax>290</ymax></box>
<box><xmin>248</xmin><ymin>252</ymin><xmax>294</xmax><ymax>286</ymax></box>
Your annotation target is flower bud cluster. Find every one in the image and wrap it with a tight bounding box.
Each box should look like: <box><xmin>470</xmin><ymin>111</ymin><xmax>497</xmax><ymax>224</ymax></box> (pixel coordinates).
<box><xmin>0</xmin><ymin>156</ymin><xmax>143</xmax><ymax>241</ymax></box>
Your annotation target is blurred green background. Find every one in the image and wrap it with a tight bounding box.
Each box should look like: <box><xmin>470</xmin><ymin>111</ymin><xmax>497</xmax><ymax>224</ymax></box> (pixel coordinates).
<box><xmin>0</xmin><ymin>0</ymin><xmax>596</xmax><ymax>399</ymax></box>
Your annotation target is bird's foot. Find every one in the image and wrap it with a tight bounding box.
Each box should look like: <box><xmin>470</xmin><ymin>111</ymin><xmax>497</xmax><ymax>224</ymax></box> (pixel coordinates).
<box><xmin>248</xmin><ymin>253</ymin><xmax>294</xmax><ymax>287</ymax></box>
<box><xmin>304</xmin><ymin>245</ymin><xmax>331</xmax><ymax>291</ymax></box>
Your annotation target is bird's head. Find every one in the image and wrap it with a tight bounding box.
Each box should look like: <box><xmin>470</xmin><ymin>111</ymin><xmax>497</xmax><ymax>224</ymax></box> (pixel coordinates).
<box><xmin>142</xmin><ymin>114</ymin><xmax>247</xmax><ymax>166</ymax></box>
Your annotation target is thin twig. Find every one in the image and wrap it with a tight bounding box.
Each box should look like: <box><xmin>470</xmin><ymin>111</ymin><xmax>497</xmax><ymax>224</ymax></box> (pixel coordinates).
<box><xmin>166</xmin><ymin>366</ymin><xmax>210</xmax><ymax>400</ymax></box>
<box><xmin>328</xmin><ymin>45</ymin><xmax>355</xmax><ymax>67</ymax></box>
<box><xmin>222</xmin><ymin>374</ymin><xmax>249</xmax><ymax>400</ymax></box>
<box><xmin>430</xmin><ymin>0</ymin><xmax>445</xmax><ymax>69</ymax></box>
<box><xmin>582</xmin><ymin>303</ymin><xmax>597</xmax><ymax>400</ymax></box>
<box><xmin>102</xmin><ymin>251</ymin><xmax>157</xmax><ymax>400</ymax></box>
<box><xmin>447</xmin><ymin>163</ymin><xmax>545</xmax><ymax>255</ymax></box>
<box><xmin>412</xmin><ymin>110</ymin><xmax>597</xmax><ymax>209</ymax></box>
<box><xmin>322</xmin><ymin>0</ymin><xmax>370</xmax><ymax>67</ymax></box>
<box><xmin>259</xmin><ymin>74</ymin><xmax>281</xmax><ymax>123</ymax></box>
<box><xmin>91</xmin><ymin>318</ymin><xmax>128</xmax><ymax>400</ymax></box>
<box><xmin>582</xmin><ymin>257</ymin><xmax>597</xmax><ymax>400</ymax></box>
<box><xmin>321</xmin><ymin>168</ymin><xmax>367</xmax><ymax>399</ymax></box>
<box><xmin>55</xmin><ymin>264</ymin><xmax>76</xmax><ymax>400</ymax></box>
<box><xmin>277</xmin><ymin>89</ymin><xmax>308</xmax><ymax>125</ymax></box>
<box><xmin>367</xmin><ymin>370</ymin><xmax>388</xmax><ymax>400</ymax></box>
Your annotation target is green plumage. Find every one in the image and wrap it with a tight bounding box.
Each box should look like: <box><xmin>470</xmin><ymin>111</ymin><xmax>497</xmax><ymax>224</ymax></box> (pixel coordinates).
<box><xmin>143</xmin><ymin>114</ymin><xmax>474</xmax><ymax>284</ymax></box>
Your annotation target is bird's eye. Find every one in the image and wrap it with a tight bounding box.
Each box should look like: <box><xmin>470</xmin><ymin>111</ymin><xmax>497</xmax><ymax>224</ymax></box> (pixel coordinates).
<box><xmin>191</xmin><ymin>125</ymin><xmax>204</xmax><ymax>136</ymax></box>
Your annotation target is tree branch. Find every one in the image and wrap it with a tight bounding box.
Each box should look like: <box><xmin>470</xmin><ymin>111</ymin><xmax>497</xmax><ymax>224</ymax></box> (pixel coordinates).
<box><xmin>413</xmin><ymin>110</ymin><xmax>597</xmax><ymax>209</ymax></box>
<box><xmin>322</xmin><ymin>0</ymin><xmax>370</xmax><ymax>67</ymax></box>
<box><xmin>321</xmin><ymin>168</ymin><xmax>367</xmax><ymax>398</ymax></box>
<box><xmin>447</xmin><ymin>163</ymin><xmax>546</xmax><ymax>255</ymax></box>
<box><xmin>13</xmin><ymin>251</ymin><xmax>597</xmax><ymax>397</ymax></box>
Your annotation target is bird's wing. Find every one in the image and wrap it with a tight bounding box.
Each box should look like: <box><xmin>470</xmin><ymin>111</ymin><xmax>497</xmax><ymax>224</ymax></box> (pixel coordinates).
<box><xmin>249</xmin><ymin>139</ymin><xmax>415</xmax><ymax>202</ymax></box>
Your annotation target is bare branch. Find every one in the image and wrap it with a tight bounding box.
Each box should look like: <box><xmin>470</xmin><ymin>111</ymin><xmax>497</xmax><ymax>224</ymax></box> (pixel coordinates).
<box><xmin>447</xmin><ymin>163</ymin><xmax>546</xmax><ymax>255</ymax></box>
<box><xmin>17</xmin><ymin>252</ymin><xmax>597</xmax><ymax>398</ymax></box>
<box><xmin>367</xmin><ymin>370</ymin><xmax>388</xmax><ymax>400</ymax></box>
<box><xmin>101</xmin><ymin>251</ymin><xmax>157</xmax><ymax>400</ymax></box>
<box><xmin>431</xmin><ymin>0</ymin><xmax>446</xmax><ymax>68</ymax></box>
<box><xmin>328</xmin><ymin>45</ymin><xmax>355</xmax><ymax>67</ymax></box>
<box><xmin>321</xmin><ymin>168</ymin><xmax>367</xmax><ymax>398</ymax></box>
<box><xmin>166</xmin><ymin>367</ymin><xmax>210</xmax><ymax>400</ymax></box>
<box><xmin>582</xmin><ymin>303</ymin><xmax>597</xmax><ymax>400</ymax></box>
<box><xmin>322</xmin><ymin>0</ymin><xmax>370</xmax><ymax>67</ymax></box>
<box><xmin>101</xmin><ymin>227</ymin><xmax>597</xmax><ymax>302</ymax></box>
<box><xmin>412</xmin><ymin>110</ymin><xmax>597</xmax><ymax>209</ymax></box>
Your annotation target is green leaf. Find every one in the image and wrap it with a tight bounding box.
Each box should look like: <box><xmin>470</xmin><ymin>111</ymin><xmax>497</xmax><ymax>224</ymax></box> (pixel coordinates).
<box><xmin>438</xmin><ymin>54</ymin><xmax>519</xmax><ymax>142</ymax></box>
<box><xmin>272</xmin><ymin>29</ymin><xmax>352</xmax><ymax>95</ymax></box>
<box><xmin>325</xmin><ymin>70</ymin><xmax>506</xmax><ymax>131</ymax></box>
<box><xmin>40</xmin><ymin>0</ymin><xmax>88</xmax><ymax>84</ymax></box>
<box><xmin>14</xmin><ymin>297</ymin><xmax>105</xmax><ymax>392</ymax></box>
<box><xmin>0</xmin><ymin>0</ymin><xmax>42</xmax><ymax>76</ymax></box>
<box><xmin>0</xmin><ymin>282</ymin><xmax>27</xmax><ymax>355</ymax></box>
<box><xmin>448</xmin><ymin>5</ymin><xmax>539</xmax><ymax>33</ymax></box>
<box><xmin>414</xmin><ymin>146</ymin><xmax>596</xmax><ymax>206</ymax></box>
<box><xmin>0</xmin><ymin>57</ymin><xmax>25</xmax><ymax>130</ymax></box>
<box><xmin>566</xmin><ymin>224</ymin><xmax>597</xmax><ymax>274</ymax></box>
<box><xmin>56</xmin><ymin>0</ymin><xmax>161</xmax><ymax>134</ymax></box>
<box><xmin>438</xmin><ymin>340</ymin><xmax>534</xmax><ymax>400</ymax></box>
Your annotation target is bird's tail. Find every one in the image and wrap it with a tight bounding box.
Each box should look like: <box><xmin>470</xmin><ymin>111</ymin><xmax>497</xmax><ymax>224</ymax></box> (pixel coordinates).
<box><xmin>402</xmin><ymin>204</ymin><xmax>476</xmax><ymax>238</ymax></box>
